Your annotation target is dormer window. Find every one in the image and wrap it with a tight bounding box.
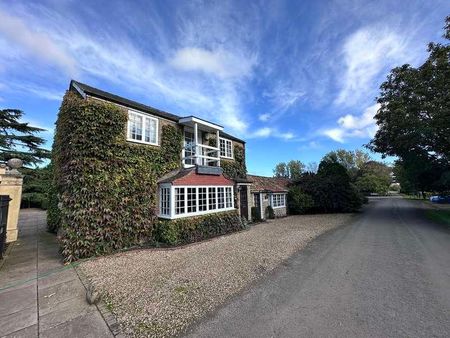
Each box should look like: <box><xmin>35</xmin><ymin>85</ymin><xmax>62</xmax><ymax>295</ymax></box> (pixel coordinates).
<box><xmin>127</xmin><ymin>110</ymin><xmax>158</xmax><ymax>145</ymax></box>
<box><xmin>220</xmin><ymin>138</ymin><xmax>233</xmax><ymax>159</ymax></box>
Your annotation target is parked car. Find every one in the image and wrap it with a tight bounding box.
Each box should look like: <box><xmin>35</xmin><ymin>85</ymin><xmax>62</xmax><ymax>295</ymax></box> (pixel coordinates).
<box><xmin>430</xmin><ymin>195</ymin><xmax>450</xmax><ymax>203</ymax></box>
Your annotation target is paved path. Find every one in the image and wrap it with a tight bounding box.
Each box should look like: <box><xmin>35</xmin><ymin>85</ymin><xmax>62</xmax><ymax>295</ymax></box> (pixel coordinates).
<box><xmin>187</xmin><ymin>197</ymin><xmax>450</xmax><ymax>337</ymax></box>
<box><xmin>0</xmin><ymin>209</ymin><xmax>113</xmax><ymax>338</ymax></box>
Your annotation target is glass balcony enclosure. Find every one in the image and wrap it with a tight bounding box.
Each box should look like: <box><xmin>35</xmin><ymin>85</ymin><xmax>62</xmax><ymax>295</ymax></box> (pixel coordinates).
<box><xmin>179</xmin><ymin>116</ymin><xmax>223</xmax><ymax>167</ymax></box>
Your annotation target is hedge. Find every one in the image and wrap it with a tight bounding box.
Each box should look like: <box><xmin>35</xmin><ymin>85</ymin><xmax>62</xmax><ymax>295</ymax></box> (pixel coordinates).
<box><xmin>155</xmin><ymin>210</ymin><xmax>246</xmax><ymax>245</ymax></box>
<box><xmin>49</xmin><ymin>91</ymin><xmax>182</xmax><ymax>262</ymax></box>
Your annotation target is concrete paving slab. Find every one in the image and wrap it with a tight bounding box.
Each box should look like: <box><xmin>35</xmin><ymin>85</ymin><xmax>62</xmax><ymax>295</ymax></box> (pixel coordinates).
<box><xmin>0</xmin><ymin>284</ymin><xmax>36</xmax><ymax>317</ymax></box>
<box><xmin>0</xmin><ymin>305</ymin><xmax>37</xmax><ymax>336</ymax></box>
<box><xmin>2</xmin><ymin>323</ymin><xmax>38</xmax><ymax>338</ymax></box>
<box><xmin>39</xmin><ymin>294</ymin><xmax>96</xmax><ymax>331</ymax></box>
<box><xmin>40</xmin><ymin>311</ymin><xmax>112</xmax><ymax>338</ymax></box>
<box><xmin>39</xmin><ymin>279</ymin><xmax>86</xmax><ymax>315</ymax></box>
<box><xmin>38</xmin><ymin>269</ymin><xmax>78</xmax><ymax>290</ymax></box>
<box><xmin>0</xmin><ymin>209</ymin><xmax>114</xmax><ymax>338</ymax></box>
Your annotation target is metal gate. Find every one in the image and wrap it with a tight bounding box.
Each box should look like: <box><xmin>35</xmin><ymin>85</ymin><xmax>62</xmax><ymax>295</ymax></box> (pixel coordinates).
<box><xmin>0</xmin><ymin>195</ymin><xmax>11</xmax><ymax>259</ymax></box>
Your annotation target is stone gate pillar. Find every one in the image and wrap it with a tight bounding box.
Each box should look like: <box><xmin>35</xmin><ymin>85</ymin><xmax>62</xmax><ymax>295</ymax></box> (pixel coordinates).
<box><xmin>0</xmin><ymin>161</ymin><xmax>24</xmax><ymax>242</ymax></box>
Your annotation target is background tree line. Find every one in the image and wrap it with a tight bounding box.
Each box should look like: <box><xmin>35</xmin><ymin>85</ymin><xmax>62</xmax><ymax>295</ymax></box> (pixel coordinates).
<box><xmin>274</xmin><ymin>149</ymin><xmax>393</xmax><ymax>215</ymax></box>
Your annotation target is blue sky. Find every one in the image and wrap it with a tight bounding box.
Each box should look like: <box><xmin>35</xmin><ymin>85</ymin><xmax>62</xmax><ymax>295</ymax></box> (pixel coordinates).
<box><xmin>0</xmin><ymin>0</ymin><xmax>449</xmax><ymax>175</ymax></box>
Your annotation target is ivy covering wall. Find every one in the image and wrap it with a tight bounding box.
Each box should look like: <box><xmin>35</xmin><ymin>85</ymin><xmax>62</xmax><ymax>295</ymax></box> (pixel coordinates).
<box><xmin>221</xmin><ymin>144</ymin><xmax>247</xmax><ymax>179</ymax></box>
<box><xmin>207</xmin><ymin>137</ymin><xmax>247</xmax><ymax>179</ymax></box>
<box><xmin>49</xmin><ymin>91</ymin><xmax>182</xmax><ymax>262</ymax></box>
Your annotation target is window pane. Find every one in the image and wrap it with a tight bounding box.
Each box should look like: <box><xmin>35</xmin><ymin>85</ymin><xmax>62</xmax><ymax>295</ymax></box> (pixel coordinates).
<box><xmin>160</xmin><ymin>187</ymin><xmax>170</xmax><ymax>215</ymax></box>
<box><xmin>187</xmin><ymin>187</ymin><xmax>197</xmax><ymax>213</ymax></box>
<box><xmin>184</xmin><ymin>131</ymin><xmax>195</xmax><ymax>165</ymax></box>
<box><xmin>145</xmin><ymin>117</ymin><xmax>157</xmax><ymax>144</ymax></box>
<box><xmin>218</xmin><ymin>187</ymin><xmax>225</xmax><ymax>209</ymax></box>
<box><xmin>199</xmin><ymin>187</ymin><xmax>207</xmax><ymax>211</ymax></box>
<box><xmin>208</xmin><ymin>187</ymin><xmax>216</xmax><ymax>210</ymax></box>
<box><xmin>175</xmin><ymin>188</ymin><xmax>185</xmax><ymax>214</ymax></box>
<box><xmin>226</xmin><ymin>187</ymin><xmax>232</xmax><ymax>208</ymax></box>
<box><xmin>129</xmin><ymin>113</ymin><xmax>143</xmax><ymax>141</ymax></box>
<box><xmin>226</xmin><ymin>140</ymin><xmax>232</xmax><ymax>157</ymax></box>
<box><xmin>220</xmin><ymin>138</ymin><xmax>226</xmax><ymax>157</ymax></box>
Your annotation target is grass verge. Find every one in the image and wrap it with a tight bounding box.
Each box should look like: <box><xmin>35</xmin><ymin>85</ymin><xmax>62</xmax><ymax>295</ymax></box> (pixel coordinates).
<box><xmin>426</xmin><ymin>209</ymin><xmax>450</xmax><ymax>226</ymax></box>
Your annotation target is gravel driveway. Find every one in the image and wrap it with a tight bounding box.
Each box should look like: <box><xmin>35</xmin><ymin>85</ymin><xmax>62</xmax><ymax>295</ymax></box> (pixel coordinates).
<box><xmin>79</xmin><ymin>214</ymin><xmax>353</xmax><ymax>337</ymax></box>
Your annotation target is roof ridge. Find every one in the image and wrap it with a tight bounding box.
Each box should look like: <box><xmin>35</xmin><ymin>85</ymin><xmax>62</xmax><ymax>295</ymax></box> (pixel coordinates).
<box><xmin>69</xmin><ymin>80</ymin><xmax>245</xmax><ymax>144</ymax></box>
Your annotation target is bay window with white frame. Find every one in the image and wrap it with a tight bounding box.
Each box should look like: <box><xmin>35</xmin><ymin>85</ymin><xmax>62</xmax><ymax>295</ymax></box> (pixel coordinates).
<box><xmin>271</xmin><ymin>193</ymin><xmax>286</xmax><ymax>208</ymax></box>
<box><xmin>159</xmin><ymin>184</ymin><xmax>235</xmax><ymax>219</ymax></box>
<box><xmin>127</xmin><ymin>109</ymin><xmax>158</xmax><ymax>145</ymax></box>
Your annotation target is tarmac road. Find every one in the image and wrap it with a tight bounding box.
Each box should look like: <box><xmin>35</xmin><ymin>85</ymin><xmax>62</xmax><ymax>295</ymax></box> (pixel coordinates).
<box><xmin>186</xmin><ymin>197</ymin><xmax>450</xmax><ymax>337</ymax></box>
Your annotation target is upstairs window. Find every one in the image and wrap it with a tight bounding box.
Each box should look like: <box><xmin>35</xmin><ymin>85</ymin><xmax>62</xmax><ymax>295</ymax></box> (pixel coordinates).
<box><xmin>127</xmin><ymin>110</ymin><xmax>158</xmax><ymax>145</ymax></box>
<box><xmin>219</xmin><ymin>138</ymin><xmax>233</xmax><ymax>159</ymax></box>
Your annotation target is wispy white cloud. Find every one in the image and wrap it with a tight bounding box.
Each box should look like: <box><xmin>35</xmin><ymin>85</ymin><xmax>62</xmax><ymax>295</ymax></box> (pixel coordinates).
<box><xmin>263</xmin><ymin>82</ymin><xmax>305</xmax><ymax>119</ymax></box>
<box><xmin>0</xmin><ymin>9</ymin><xmax>76</xmax><ymax>75</ymax></box>
<box><xmin>299</xmin><ymin>141</ymin><xmax>321</xmax><ymax>150</ymax></box>
<box><xmin>249</xmin><ymin>127</ymin><xmax>295</xmax><ymax>140</ymax></box>
<box><xmin>258</xmin><ymin>113</ymin><xmax>270</xmax><ymax>122</ymax></box>
<box><xmin>170</xmin><ymin>47</ymin><xmax>256</xmax><ymax>79</ymax></box>
<box><xmin>322</xmin><ymin>103</ymin><xmax>380</xmax><ymax>142</ymax></box>
<box><xmin>335</xmin><ymin>25</ymin><xmax>419</xmax><ymax>106</ymax></box>
<box><xmin>0</xmin><ymin>2</ymin><xmax>259</xmax><ymax>136</ymax></box>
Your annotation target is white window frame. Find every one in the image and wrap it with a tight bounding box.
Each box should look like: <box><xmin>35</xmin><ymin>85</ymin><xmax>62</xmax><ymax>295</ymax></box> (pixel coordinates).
<box><xmin>219</xmin><ymin>137</ymin><xmax>233</xmax><ymax>159</ymax></box>
<box><xmin>271</xmin><ymin>193</ymin><xmax>286</xmax><ymax>208</ymax></box>
<box><xmin>158</xmin><ymin>185</ymin><xmax>235</xmax><ymax>219</ymax></box>
<box><xmin>160</xmin><ymin>186</ymin><xmax>170</xmax><ymax>216</ymax></box>
<box><xmin>127</xmin><ymin>109</ymin><xmax>159</xmax><ymax>146</ymax></box>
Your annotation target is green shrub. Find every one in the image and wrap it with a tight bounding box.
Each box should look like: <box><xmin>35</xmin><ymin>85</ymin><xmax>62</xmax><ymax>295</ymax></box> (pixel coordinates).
<box><xmin>50</xmin><ymin>92</ymin><xmax>182</xmax><ymax>262</ymax></box>
<box><xmin>295</xmin><ymin>161</ymin><xmax>363</xmax><ymax>213</ymax></box>
<box><xmin>287</xmin><ymin>186</ymin><xmax>314</xmax><ymax>214</ymax></box>
<box><xmin>251</xmin><ymin>206</ymin><xmax>261</xmax><ymax>222</ymax></box>
<box><xmin>155</xmin><ymin>211</ymin><xmax>246</xmax><ymax>245</ymax></box>
<box><xmin>265</xmin><ymin>205</ymin><xmax>275</xmax><ymax>219</ymax></box>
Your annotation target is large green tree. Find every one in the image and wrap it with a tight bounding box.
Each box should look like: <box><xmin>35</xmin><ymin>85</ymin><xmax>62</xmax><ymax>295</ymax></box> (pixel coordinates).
<box><xmin>368</xmin><ymin>17</ymin><xmax>450</xmax><ymax>194</ymax></box>
<box><xmin>0</xmin><ymin>109</ymin><xmax>50</xmax><ymax>166</ymax></box>
<box><xmin>355</xmin><ymin>161</ymin><xmax>392</xmax><ymax>195</ymax></box>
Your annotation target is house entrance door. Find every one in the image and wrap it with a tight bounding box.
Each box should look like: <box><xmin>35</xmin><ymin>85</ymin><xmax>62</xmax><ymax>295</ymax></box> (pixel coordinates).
<box><xmin>239</xmin><ymin>186</ymin><xmax>248</xmax><ymax>220</ymax></box>
<box><xmin>253</xmin><ymin>192</ymin><xmax>261</xmax><ymax>219</ymax></box>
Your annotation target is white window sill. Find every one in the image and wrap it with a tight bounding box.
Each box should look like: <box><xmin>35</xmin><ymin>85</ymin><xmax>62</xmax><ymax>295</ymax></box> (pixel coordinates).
<box><xmin>272</xmin><ymin>206</ymin><xmax>286</xmax><ymax>209</ymax></box>
<box><xmin>158</xmin><ymin>207</ymin><xmax>235</xmax><ymax>219</ymax></box>
<box><xmin>127</xmin><ymin>138</ymin><xmax>159</xmax><ymax>146</ymax></box>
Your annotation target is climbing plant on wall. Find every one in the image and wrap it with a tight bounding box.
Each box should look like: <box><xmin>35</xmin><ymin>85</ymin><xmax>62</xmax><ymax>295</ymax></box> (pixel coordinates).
<box><xmin>221</xmin><ymin>144</ymin><xmax>247</xmax><ymax>179</ymax></box>
<box><xmin>49</xmin><ymin>91</ymin><xmax>182</xmax><ymax>262</ymax></box>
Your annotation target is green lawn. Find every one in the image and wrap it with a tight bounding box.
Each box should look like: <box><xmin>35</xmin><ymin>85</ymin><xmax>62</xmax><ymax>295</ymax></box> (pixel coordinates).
<box><xmin>426</xmin><ymin>209</ymin><xmax>450</xmax><ymax>226</ymax></box>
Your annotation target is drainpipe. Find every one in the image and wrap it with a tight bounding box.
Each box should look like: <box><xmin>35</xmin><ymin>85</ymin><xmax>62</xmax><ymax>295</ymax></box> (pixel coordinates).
<box><xmin>260</xmin><ymin>192</ymin><xmax>264</xmax><ymax>220</ymax></box>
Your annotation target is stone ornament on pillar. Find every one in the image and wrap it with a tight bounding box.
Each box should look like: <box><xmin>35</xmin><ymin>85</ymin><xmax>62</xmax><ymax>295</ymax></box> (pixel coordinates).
<box><xmin>7</xmin><ymin>158</ymin><xmax>23</xmax><ymax>176</ymax></box>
